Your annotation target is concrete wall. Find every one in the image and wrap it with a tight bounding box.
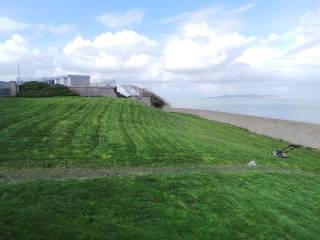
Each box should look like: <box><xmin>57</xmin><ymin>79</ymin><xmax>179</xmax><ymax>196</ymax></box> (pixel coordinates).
<box><xmin>128</xmin><ymin>96</ymin><xmax>152</xmax><ymax>106</ymax></box>
<box><xmin>140</xmin><ymin>96</ymin><xmax>152</xmax><ymax>106</ymax></box>
<box><xmin>167</xmin><ymin>107</ymin><xmax>320</xmax><ymax>150</ymax></box>
<box><xmin>9</xmin><ymin>81</ymin><xmax>18</xmax><ymax>96</ymax></box>
<box><xmin>70</xmin><ymin>86</ymin><xmax>117</xmax><ymax>97</ymax></box>
<box><xmin>0</xmin><ymin>81</ymin><xmax>18</xmax><ymax>96</ymax></box>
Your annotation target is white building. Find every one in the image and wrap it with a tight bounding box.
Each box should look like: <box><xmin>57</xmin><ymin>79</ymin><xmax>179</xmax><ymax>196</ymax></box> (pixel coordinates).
<box><xmin>40</xmin><ymin>74</ymin><xmax>118</xmax><ymax>97</ymax></box>
<box><xmin>43</xmin><ymin>74</ymin><xmax>90</xmax><ymax>87</ymax></box>
<box><xmin>0</xmin><ymin>81</ymin><xmax>19</xmax><ymax>96</ymax></box>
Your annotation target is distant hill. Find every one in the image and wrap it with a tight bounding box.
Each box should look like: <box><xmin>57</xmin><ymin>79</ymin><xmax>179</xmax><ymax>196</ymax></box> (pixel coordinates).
<box><xmin>211</xmin><ymin>94</ymin><xmax>280</xmax><ymax>99</ymax></box>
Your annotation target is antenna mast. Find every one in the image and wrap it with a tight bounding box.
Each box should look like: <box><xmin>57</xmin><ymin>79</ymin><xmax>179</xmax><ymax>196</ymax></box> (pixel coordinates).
<box><xmin>17</xmin><ymin>66</ymin><xmax>21</xmax><ymax>84</ymax></box>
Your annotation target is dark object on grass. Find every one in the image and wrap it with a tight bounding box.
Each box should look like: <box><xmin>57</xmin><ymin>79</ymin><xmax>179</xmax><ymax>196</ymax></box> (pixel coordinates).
<box><xmin>272</xmin><ymin>144</ymin><xmax>302</xmax><ymax>158</ymax></box>
<box><xmin>18</xmin><ymin>81</ymin><xmax>78</xmax><ymax>97</ymax></box>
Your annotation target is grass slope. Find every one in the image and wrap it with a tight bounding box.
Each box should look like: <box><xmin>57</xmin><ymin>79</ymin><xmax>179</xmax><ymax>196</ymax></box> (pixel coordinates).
<box><xmin>1</xmin><ymin>97</ymin><xmax>320</xmax><ymax>239</ymax></box>
<box><xmin>0</xmin><ymin>97</ymin><xmax>319</xmax><ymax>170</ymax></box>
<box><xmin>1</xmin><ymin>172</ymin><xmax>320</xmax><ymax>240</ymax></box>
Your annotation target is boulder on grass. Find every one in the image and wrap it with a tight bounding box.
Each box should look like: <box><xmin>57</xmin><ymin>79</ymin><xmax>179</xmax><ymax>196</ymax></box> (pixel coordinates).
<box><xmin>247</xmin><ymin>160</ymin><xmax>257</xmax><ymax>167</ymax></box>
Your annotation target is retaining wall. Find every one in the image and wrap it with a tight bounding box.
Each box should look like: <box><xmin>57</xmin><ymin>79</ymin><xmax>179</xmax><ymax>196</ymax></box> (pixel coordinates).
<box><xmin>70</xmin><ymin>86</ymin><xmax>117</xmax><ymax>97</ymax></box>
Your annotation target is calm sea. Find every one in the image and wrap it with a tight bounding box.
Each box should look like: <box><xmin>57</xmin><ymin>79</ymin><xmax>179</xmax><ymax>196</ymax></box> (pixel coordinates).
<box><xmin>169</xmin><ymin>98</ymin><xmax>320</xmax><ymax>124</ymax></box>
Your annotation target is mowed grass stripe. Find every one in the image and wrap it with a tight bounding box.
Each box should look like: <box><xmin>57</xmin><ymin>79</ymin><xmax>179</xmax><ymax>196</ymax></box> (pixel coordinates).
<box><xmin>71</xmin><ymin>98</ymin><xmax>113</xmax><ymax>151</ymax></box>
<box><xmin>0</xmin><ymin>100</ymin><xmax>81</xmax><ymax>148</ymax></box>
<box><xmin>0</xmin><ymin>100</ymin><xmax>59</xmax><ymax>132</ymax></box>
<box><xmin>0</xmin><ymin>98</ymin><xmax>76</xmax><ymax>137</ymax></box>
<box><xmin>126</xmin><ymin>101</ymin><xmax>187</xmax><ymax>163</ymax></box>
<box><xmin>129</xmin><ymin>104</ymin><xmax>167</xmax><ymax>162</ymax></box>
<box><xmin>91</xmin><ymin>99</ymin><xmax>137</xmax><ymax>165</ymax></box>
<box><xmin>1</xmin><ymin>172</ymin><xmax>320</xmax><ymax>239</ymax></box>
<box><xmin>1</xmin><ymin>97</ymin><xmax>320</xmax><ymax>170</ymax></box>
<box><xmin>120</xmin><ymin>100</ymin><xmax>150</xmax><ymax>162</ymax></box>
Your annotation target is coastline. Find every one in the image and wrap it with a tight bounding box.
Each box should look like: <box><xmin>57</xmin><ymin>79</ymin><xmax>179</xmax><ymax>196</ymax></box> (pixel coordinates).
<box><xmin>165</xmin><ymin>106</ymin><xmax>320</xmax><ymax>150</ymax></box>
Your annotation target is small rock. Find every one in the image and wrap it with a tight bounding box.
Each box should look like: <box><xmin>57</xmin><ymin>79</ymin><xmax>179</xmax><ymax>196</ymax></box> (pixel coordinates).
<box><xmin>247</xmin><ymin>160</ymin><xmax>257</xmax><ymax>167</ymax></box>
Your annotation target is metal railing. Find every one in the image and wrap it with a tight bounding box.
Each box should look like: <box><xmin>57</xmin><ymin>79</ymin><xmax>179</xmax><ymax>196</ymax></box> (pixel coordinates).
<box><xmin>89</xmin><ymin>80</ymin><xmax>116</xmax><ymax>88</ymax></box>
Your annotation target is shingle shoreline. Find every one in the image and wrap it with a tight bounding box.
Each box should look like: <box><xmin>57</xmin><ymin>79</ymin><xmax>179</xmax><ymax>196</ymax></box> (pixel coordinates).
<box><xmin>166</xmin><ymin>107</ymin><xmax>320</xmax><ymax>150</ymax></box>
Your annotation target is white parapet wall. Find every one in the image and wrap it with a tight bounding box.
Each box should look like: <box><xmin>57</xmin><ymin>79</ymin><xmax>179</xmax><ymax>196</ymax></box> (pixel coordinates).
<box><xmin>166</xmin><ymin>107</ymin><xmax>320</xmax><ymax>150</ymax></box>
<box><xmin>10</xmin><ymin>81</ymin><xmax>18</xmax><ymax>96</ymax></box>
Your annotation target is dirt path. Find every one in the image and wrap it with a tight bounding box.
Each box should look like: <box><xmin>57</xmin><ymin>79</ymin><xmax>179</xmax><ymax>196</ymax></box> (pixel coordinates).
<box><xmin>1</xmin><ymin>165</ymin><xmax>319</xmax><ymax>183</ymax></box>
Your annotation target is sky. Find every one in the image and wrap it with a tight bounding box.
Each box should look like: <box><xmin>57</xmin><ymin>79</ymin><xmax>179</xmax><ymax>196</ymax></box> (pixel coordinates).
<box><xmin>1</xmin><ymin>0</ymin><xmax>320</xmax><ymax>100</ymax></box>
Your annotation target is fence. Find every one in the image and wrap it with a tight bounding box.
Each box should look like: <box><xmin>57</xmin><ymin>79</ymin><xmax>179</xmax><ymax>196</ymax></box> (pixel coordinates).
<box><xmin>89</xmin><ymin>80</ymin><xmax>116</xmax><ymax>88</ymax></box>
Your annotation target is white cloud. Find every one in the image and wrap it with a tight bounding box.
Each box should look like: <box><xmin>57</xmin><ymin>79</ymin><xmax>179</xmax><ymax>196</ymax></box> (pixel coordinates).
<box><xmin>164</xmin><ymin>38</ymin><xmax>208</xmax><ymax>71</ymax></box>
<box><xmin>164</xmin><ymin>22</ymin><xmax>252</xmax><ymax>72</ymax></box>
<box><xmin>62</xmin><ymin>30</ymin><xmax>157</xmax><ymax>74</ymax></box>
<box><xmin>0</xmin><ymin>34</ymin><xmax>59</xmax><ymax>80</ymax></box>
<box><xmin>0</xmin><ymin>16</ymin><xmax>75</xmax><ymax>35</ymax></box>
<box><xmin>1</xmin><ymin>6</ymin><xmax>320</xmax><ymax>98</ymax></box>
<box><xmin>95</xmin><ymin>9</ymin><xmax>145</xmax><ymax>29</ymax></box>
<box><xmin>0</xmin><ymin>17</ymin><xmax>30</xmax><ymax>33</ymax></box>
<box><xmin>228</xmin><ymin>3</ymin><xmax>255</xmax><ymax>16</ymax></box>
<box><xmin>126</xmin><ymin>54</ymin><xmax>151</xmax><ymax>68</ymax></box>
<box><xmin>159</xmin><ymin>7</ymin><xmax>320</xmax><ymax>97</ymax></box>
<box><xmin>35</xmin><ymin>23</ymin><xmax>76</xmax><ymax>35</ymax></box>
<box><xmin>235</xmin><ymin>47</ymin><xmax>285</xmax><ymax>68</ymax></box>
<box><xmin>161</xmin><ymin>4</ymin><xmax>248</xmax><ymax>33</ymax></box>
<box><xmin>235</xmin><ymin>8</ymin><xmax>320</xmax><ymax>74</ymax></box>
<box><xmin>63</xmin><ymin>37</ymin><xmax>91</xmax><ymax>55</ymax></box>
<box><xmin>92</xmin><ymin>30</ymin><xmax>157</xmax><ymax>50</ymax></box>
<box><xmin>161</xmin><ymin>7</ymin><xmax>219</xmax><ymax>25</ymax></box>
<box><xmin>0</xmin><ymin>34</ymin><xmax>28</xmax><ymax>62</ymax></box>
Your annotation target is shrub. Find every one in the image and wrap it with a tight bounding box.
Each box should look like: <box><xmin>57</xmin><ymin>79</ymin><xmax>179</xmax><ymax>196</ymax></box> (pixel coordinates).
<box><xmin>18</xmin><ymin>82</ymin><xmax>78</xmax><ymax>97</ymax></box>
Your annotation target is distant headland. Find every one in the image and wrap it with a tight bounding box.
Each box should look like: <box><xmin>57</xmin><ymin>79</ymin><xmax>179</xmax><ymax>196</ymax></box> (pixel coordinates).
<box><xmin>210</xmin><ymin>94</ymin><xmax>280</xmax><ymax>99</ymax></box>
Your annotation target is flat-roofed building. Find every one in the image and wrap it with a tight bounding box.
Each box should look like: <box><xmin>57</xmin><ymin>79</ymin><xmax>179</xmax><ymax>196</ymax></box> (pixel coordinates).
<box><xmin>43</xmin><ymin>74</ymin><xmax>90</xmax><ymax>87</ymax></box>
<box><xmin>42</xmin><ymin>75</ymin><xmax>117</xmax><ymax>97</ymax></box>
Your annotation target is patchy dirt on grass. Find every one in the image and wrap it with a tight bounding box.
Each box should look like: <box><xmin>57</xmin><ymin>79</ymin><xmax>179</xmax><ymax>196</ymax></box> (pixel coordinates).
<box><xmin>0</xmin><ymin>164</ymin><xmax>319</xmax><ymax>183</ymax></box>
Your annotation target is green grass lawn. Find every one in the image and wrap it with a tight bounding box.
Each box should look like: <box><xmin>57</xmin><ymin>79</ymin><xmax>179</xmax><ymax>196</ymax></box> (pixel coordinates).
<box><xmin>1</xmin><ymin>97</ymin><xmax>320</xmax><ymax>239</ymax></box>
<box><xmin>1</xmin><ymin>172</ymin><xmax>320</xmax><ymax>240</ymax></box>
<box><xmin>0</xmin><ymin>97</ymin><xmax>319</xmax><ymax>170</ymax></box>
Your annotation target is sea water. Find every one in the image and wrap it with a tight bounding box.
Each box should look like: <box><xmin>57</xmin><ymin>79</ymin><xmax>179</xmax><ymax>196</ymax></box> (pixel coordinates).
<box><xmin>170</xmin><ymin>98</ymin><xmax>320</xmax><ymax>124</ymax></box>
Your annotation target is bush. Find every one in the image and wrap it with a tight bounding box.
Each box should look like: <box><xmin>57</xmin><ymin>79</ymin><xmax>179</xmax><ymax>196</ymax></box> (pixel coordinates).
<box><xmin>18</xmin><ymin>82</ymin><xmax>78</xmax><ymax>97</ymax></box>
